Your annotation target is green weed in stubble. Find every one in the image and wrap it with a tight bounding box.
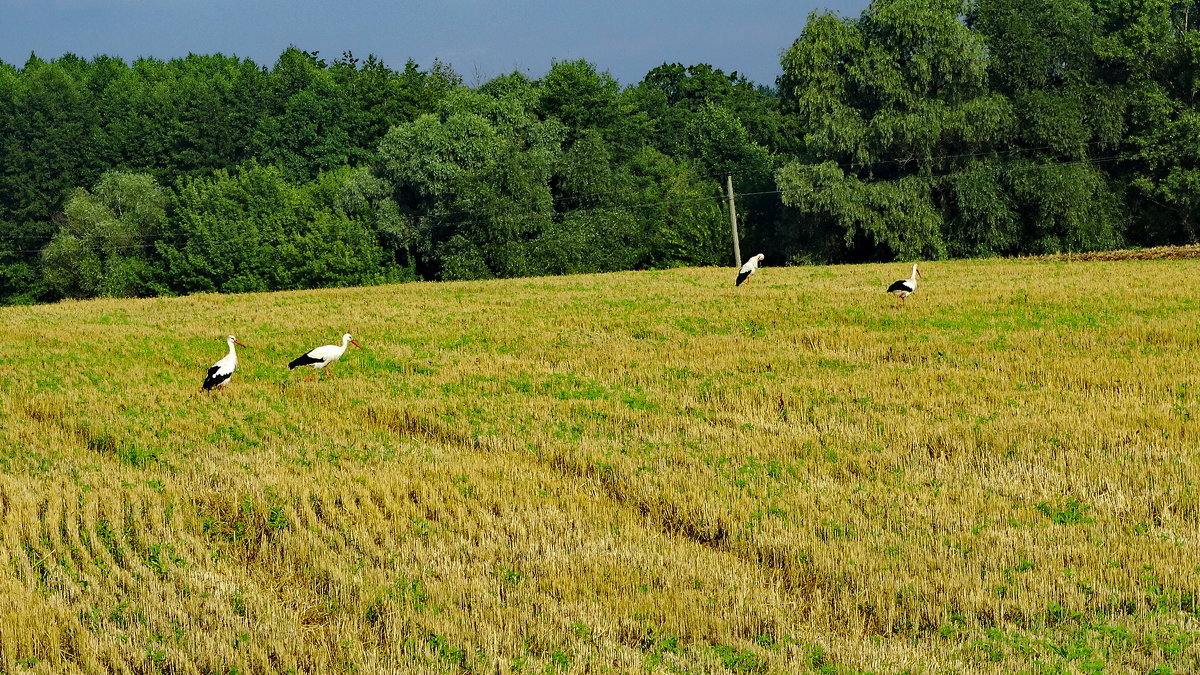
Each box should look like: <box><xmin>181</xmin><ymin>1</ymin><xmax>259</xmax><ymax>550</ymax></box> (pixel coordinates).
<box><xmin>1037</xmin><ymin>499</ymin><xmax>1094</xmax><ymax>526</ymax></box>
<box><xmin>711</xmin><ymin>644</ymin><xmax>768</xmax><ymax>674</ymax></box>
<box><xmin>2</xmin><ymin>261</ymin><xmax>1200</xmax><ymax>671</ymax></box>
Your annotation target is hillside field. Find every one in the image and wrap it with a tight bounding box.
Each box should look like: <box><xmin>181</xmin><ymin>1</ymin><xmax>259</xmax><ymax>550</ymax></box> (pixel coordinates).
<box><xmin>0</xmin><ymin>258</ymin><xmax>1198</xmax><ymax>674</ymax></box>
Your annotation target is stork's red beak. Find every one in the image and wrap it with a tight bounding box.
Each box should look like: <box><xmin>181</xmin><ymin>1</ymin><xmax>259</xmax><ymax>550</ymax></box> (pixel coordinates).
<box><xmin>351</xmin><ymin>339</ymin><xmax>362</xmax><ymax>349</ymax></box>
<box><xmin>234</xmin><ymin>339</ymin><xmax>247</xmax><ymax>347</ymax></box>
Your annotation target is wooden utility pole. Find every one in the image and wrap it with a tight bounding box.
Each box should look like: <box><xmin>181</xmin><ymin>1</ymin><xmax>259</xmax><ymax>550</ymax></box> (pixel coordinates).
<box><xmin>725</xmin><ymin>172</ymin><xmax>741</xmax><ymax>268</ymax></box>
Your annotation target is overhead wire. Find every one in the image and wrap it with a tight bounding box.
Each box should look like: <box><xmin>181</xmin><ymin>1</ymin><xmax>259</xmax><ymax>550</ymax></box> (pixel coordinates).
<box><xmin>0</xmin><ymin>146</ymin><xmax>1180</xmax><ymax>256</ymax></box>
<box><xmin>0</xmin><ymin>191</ymin><xmax>731</xmax><ymax>254</ymax></box>
<box><xmin>0</xmin><ymin>137</ymin><xmax>1160</xmax><ymax>249</ymax></box>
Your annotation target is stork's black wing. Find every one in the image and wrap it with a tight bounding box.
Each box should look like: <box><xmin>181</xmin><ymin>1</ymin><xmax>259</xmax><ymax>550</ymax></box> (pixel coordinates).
<box><xmin>202</xmin><ymin>365</ymin><xmax>230</xmax><ymax>390</ymax></box>
<box><xmin>288</xmin><ymin>352</ymin><xmax>324</xmax><ymax>370</ymax></box>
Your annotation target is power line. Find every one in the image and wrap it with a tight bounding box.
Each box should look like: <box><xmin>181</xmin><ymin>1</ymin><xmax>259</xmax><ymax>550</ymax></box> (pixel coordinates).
<box><xmin>0</xmin><ymin>191</ymin><xmax>731</xmax><ymax>254</ymax></box>
<box><xmin>0</xmin><ymin>147</ymin><xmax>1179</xmax><ymax>255</ymax></box>
<box><xmin>1</xmin><ymin>138</ymin><xmax>1154</xmax><ymax>249</ymax></box>
<box><xmin>773</xmin><ymin>149</ymin><xmax>1175</xmax><ymax>193</ymax></box>
<box><xmin>694</xmin><ymin>139</ymin><xmax>1133</xmax><ymax>184</ymax></box>
<box><xmin>418</xmin><ymin>193</ymin><xmax>728</xmax><ymax>233</ymax></box>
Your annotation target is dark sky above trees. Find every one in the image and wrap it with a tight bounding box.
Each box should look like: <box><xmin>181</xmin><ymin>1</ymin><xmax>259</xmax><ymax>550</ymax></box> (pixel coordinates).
<box><xmin>0</xmin><ymin>0</ymin><xmax>871</xmax><ymax>86</ymax></box>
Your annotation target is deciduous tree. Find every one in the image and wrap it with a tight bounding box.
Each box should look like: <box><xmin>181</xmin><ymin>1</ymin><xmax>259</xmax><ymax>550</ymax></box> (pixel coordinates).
<box><xmin>41</xmin><ymin>171</ymin><xmax>164</xmax><ymax>298</ymax></box>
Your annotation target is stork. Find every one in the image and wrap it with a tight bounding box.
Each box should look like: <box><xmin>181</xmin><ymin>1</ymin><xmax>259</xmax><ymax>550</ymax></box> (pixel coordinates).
<box><xmin>735</xmin><ymin>253</ymin><xmax>765</xmax><ymax>286</ymax></box>
<box><xmin>288</xmin><ymin>333</ymin><xmax>362</xmax><ymax>380</ymax></box>
<box><xmin>202</xmin><ymin>335</ymin><xmax>246</xmax><ymax>391</ymax></box>
<box><xmin>887</xmin><ymin>263</ymin><xmax>922</xmax><ymax>306</ymax></box>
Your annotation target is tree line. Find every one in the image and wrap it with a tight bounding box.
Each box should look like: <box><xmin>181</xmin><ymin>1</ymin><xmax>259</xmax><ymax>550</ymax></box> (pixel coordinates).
<box><xmin>1</xmin><ymin>0</ymin><xmax>1196</xmax><ymax>304</ymax></box>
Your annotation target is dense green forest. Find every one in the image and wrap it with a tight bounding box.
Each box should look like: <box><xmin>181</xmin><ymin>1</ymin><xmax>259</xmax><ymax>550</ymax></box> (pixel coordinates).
<box><xmin>1</xmin><ymin>0</ymin><xmax>1197</xmax><ymax>304</ymax></box>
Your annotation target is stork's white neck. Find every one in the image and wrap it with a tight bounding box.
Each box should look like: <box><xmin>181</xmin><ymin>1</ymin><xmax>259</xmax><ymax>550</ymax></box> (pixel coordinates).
<box><xmin>326</xmin><ymin>335</ymin><xmax>350</xmax><ymax>357</ymax></box>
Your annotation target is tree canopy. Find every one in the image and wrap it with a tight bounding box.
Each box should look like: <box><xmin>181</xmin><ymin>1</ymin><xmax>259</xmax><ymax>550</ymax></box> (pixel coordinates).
<box><xmin>1</xmin><ymin>0</ymin><xmax>1198</xmax><ymax>304</ymax></box>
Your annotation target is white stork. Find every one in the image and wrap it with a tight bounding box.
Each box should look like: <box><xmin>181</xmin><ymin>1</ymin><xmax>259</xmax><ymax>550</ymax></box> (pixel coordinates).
<box><xmin>887</xmin><ymin>263</ymin><xmax>922</xmax><ymax>305</ymax></box>
<box><xmin>202</xmin><ymin>335</ymin><xmax>246</xmax><ymax>391</ymax></box>
<box><xmin>735</xmin><ymin>253</ymin><xmax>765</xmax><ymax>286</ymax></box>
<box><xmin>288</xmin><ymin>333</ymin><xmax>362</xmax><ymax>380</ymax></box>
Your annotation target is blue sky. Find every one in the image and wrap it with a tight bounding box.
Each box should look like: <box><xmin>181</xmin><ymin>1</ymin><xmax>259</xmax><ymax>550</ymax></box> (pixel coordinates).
<box><xmin>1</xmin><ymin>0</ymin><xmax>871</xmax><ymax>86</ymax></box>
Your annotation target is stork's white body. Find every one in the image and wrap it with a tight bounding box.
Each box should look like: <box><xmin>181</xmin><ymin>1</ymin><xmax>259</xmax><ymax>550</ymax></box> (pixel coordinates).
<box><xmin>888</xmin><ymin>264</ymin><xmax>921</xmax><ymax>300</ymax></box>
<box><xmin>289</xmin><ymin>333</ymin><xmax>361</xmax><ymax>379</ymax></box>
<box><xmin>203</xmin><ymin>336</ymin><xmax>244</xmax><ymax>390</ymax></box>
<box><xmin>736</xmin><ymin>253</ymin><xmax>765</xmax><ymax>286</ymax></box>
<box><xmin>302</xmin><ymin>342</ymin><xmax>350</xmax><ymax>369</ymax></box>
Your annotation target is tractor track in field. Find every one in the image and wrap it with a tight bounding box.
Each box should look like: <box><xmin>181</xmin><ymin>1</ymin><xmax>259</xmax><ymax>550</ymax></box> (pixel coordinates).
<box><xmin>353</xmin><ymin>402</ymin><xmax>863</xmax><ymax>625</ymax></box>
